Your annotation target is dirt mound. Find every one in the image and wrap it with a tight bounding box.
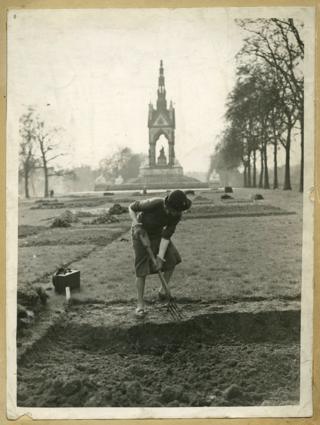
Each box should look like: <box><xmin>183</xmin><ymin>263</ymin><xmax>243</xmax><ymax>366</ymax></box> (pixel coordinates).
<box><xmin>51</xmin><ymin>210</ymin><xmax>79</xmax><ymax>228</ymax></box>
<box><xmin>251</xmin><ymin>194</ymin><xmax>264</xmax><ymax>201</ymax></box>
<box><xmin>18</xmin><ymin>285</ymin><xmax>48</xmax><ymax>309</ymax></box>
<box><xmin>17</xmin><ymin>285</ymin><xmax>48</xmax><ymax>331</ymax></box>
<box><xmin>109</xmin><ymin>203</ymin><xmax>128</xmax><ymax>215</ymax></box>
<box><xmin>17</xmin><ymin>304</ymin><xmax>36</xmax><ymax>329</ymax></box>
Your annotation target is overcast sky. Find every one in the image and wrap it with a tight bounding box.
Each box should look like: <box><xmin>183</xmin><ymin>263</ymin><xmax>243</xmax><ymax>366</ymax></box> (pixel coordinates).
<box><xmin>7</xmin><ymin>8</ymin><xmax>311</xmax><ymax>173</ymax></box>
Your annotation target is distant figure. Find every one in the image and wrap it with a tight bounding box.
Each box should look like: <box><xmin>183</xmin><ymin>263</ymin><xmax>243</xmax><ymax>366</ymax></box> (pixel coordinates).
<box><xmin>50</xmin><ymin>189</ymin><xmax>54</xmax><ymax>198</ymax></box>
<box><xmin>142</xmin><ymin>186</ymin><xmax>147</xmax><ymax>195</ymax></box>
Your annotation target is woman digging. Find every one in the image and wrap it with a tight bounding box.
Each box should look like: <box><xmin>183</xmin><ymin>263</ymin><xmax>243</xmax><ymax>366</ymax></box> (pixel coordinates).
<box><xmin>129</xmin><ymin>189</ymin><xmax>192</xmax><ymax>318</ymax></box>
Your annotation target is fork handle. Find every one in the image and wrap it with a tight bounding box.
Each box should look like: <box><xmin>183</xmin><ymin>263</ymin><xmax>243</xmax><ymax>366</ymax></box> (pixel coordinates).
<box><xmin>144</xmin><ymin>245</ymin><xmax>172</xmax><ymax>298</ymax></box>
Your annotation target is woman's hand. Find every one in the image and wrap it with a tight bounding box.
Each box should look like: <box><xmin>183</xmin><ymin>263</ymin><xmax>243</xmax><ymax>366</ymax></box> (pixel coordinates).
<box><xmin>155</xmin><ymin>255</ymin><xmax>165</xmax><ymax>271</ymax></box>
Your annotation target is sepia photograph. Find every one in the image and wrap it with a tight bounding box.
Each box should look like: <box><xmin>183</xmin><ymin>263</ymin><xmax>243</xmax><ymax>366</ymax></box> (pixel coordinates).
<box><xmin>6</xmin><ymin>6</ymin><xmax>315</xmax><ymax>420</ymax></box>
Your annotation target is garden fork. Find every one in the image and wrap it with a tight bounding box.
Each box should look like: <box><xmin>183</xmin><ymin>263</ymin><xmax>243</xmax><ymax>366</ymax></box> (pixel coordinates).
<box><xmin>139</xmin><ymin>232</ymin><xmax>183</xmax><ymax>321</ymax></box>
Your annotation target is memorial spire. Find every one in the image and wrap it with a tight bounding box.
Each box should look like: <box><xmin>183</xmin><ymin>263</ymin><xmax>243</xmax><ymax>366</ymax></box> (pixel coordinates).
<box><xmin>157</xmin><ymin>60</ymin><xmax>167</xmax><ymax>109</ymax></box>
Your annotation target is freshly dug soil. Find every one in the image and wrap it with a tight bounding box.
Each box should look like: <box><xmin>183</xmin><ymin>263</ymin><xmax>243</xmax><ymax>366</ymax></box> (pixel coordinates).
<box><xmin>17</xmin><ymin>304</ymin><xmax>300</xmax><ymax>408</ymax></box>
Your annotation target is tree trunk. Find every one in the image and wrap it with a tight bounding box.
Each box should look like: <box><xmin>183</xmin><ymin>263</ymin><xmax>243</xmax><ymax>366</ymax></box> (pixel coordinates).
<box><xmin>247</xmin><ymin>154</ymin><xmax>251</xmax><ymax>187</ymax></box>
<box><xmin>273</xmin><ymin>139</ymin><xmax>278</xmax><ymax>189</ymax></box>
<box><xmin>263</xmin><ymin>142</ymin><xmax>270</xmax><ymax>189</ymax></box>
<box><xmin>24</xmin><ymin>165</ymin><xmax>30</xmax><ymax>199</ymax></box>
<box><xmin>299</xmin><ymin>112</ymin><xmax>304</xmax><ymax>193</ymax></box>
<box><xmin>43</xmin><ymin>160</ymin><xmax>49</xmax><ymax>198</ymax></box>
<box><xmin>283</xmin><ymin>125</ymin><xmax>292</xmax><ymax>190</ymax></box>
<box><xmin>259</xmin><ymin>149</ymin><xmax>264</xmax><ymax>188</ymax></box>
<box><xmin>243</xmin><ymin>164</ymin><xmax>247</xmax><ymax>188</ymax></box>
<box><xmin>253</xmin><ymin>149</ymin><xmax>257</xmax><ymax>188</ymax></box>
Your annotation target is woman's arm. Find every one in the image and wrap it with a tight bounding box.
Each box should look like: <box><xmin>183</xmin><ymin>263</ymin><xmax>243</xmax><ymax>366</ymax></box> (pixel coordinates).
<box><xmin>128</xmin><ymin>205</ymin><xmax>140</xmax><ymax>225</ymax></box>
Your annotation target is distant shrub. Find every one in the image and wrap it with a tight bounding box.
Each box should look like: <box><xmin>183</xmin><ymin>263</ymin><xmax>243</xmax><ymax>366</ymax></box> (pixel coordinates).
<box><xmin>224</xmin><ymin>186</ymin><xmax>233</xmax><ymax>193</ymax></box>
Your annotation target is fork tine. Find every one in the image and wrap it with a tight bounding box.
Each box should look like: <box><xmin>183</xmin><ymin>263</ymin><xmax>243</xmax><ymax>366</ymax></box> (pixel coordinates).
<box><xmin>173</xmin><ymin>303</ymin><xmax>183</xmax><ymax>320</ymax></box>
<box><xmin>169</xmin><ymin>301</ymin><xmax>179</xmax><ymax>315</ymax></box>
<box><xmin>167</xmin><ymin>301</ymin><xmax>178</xmax><ymax>318</ymax></box>
<box><xmin>173</xmin><ymin>307</ymin><xmax>183</xmax><ymax>320</ymax></box>
<box><xmin>170</xmin><ymin>299</ymin><xmax>180</xmax><ymax>312</ymax></box>
<box><xmin>155</xmin><ymin>269</ymin><xmax>183</xmax><ymax>320</ymax></box>
<box><xmin>172</xmin><ymin>308</ymin><xmax>182</xmax><ymax>321</ymax></box>
<box><xmin>175</xmin><ymin>310</ymin><xmax>182</xmax><ymax>320</ymax></box>
<box><xmin>167</xmin><ymin>299</ymin><xmax>183</xmax><ymax>320</ymax></box>
<box><xmin>167</xmin><ymin>305</ymin><xmax>179</xmax><ymax>321</ymax></box>
<box><xmin>169</xmin><ymin>297</ymin><xmax>181</xmax><ymax>314</ymax></box>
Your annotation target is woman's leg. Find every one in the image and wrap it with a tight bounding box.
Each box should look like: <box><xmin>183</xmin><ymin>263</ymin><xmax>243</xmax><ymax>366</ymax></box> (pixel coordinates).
<box><xmin>136</xmin><ymin>276</ymin><xmax>146</xmax><ymax>310</ymax></box>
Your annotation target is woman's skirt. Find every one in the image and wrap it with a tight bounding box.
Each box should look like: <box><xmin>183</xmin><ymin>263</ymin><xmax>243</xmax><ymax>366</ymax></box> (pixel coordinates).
<box><xmin>132</xmin><ymin>231</ymin><xmax>181</xmax><ymax>277</ymax></box>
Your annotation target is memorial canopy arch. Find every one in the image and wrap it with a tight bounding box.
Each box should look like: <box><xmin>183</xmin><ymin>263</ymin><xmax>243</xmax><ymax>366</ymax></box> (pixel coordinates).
<box><xmin>148</xmin><ymin>60</ymin><xmax>176</xmax><ymax>167</ymax></box>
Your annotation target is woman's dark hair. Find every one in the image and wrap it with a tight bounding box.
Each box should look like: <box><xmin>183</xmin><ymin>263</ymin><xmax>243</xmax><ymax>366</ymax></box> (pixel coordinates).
<box><xmin>164</xmin><ymin>190</ymin><xmax>192</xmax><ymax>212</ymax></box>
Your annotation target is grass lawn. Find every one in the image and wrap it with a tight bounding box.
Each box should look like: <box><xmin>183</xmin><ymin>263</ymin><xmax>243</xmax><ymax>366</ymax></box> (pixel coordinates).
<box><xmin>17</xmin><ymin>188</ymin><xmax>303</xmax><ymax>309</ymax></box>
<box><xmin>174</xmin><ymin>215</ymin><xmax>302</xmax><ymax>301</ymax></box>
<box><xmin>18</xmin><ymin>245</ymin><xmax>96</xmax><ymax>285</ymax></box>
<box><xmin>65</xmin><ymin>212</ymin><xmax>301</xmax><ymax>305</ymax></box>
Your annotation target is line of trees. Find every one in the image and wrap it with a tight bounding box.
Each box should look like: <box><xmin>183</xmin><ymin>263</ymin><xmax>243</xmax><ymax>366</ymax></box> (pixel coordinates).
<box><xmin>19</xmin><ymin>106</ymin><xmax>65</xmax><ymax>198</ymax></box>
<box><xmin>211</xmin><ymin>18</ymin><xmax>304</xmax><ymax>192</ymax></box>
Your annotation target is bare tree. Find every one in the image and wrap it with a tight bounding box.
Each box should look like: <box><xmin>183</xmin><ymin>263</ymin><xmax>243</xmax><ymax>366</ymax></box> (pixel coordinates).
<box><xmin>34</xmin><ymin>117</ymin><xmax>64</xmax><ymax>198</ymax></box>
<box><xmin>19</xmin><ymin>107</ymin><xmax>38</xmax><ymax>198</ymax></box>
